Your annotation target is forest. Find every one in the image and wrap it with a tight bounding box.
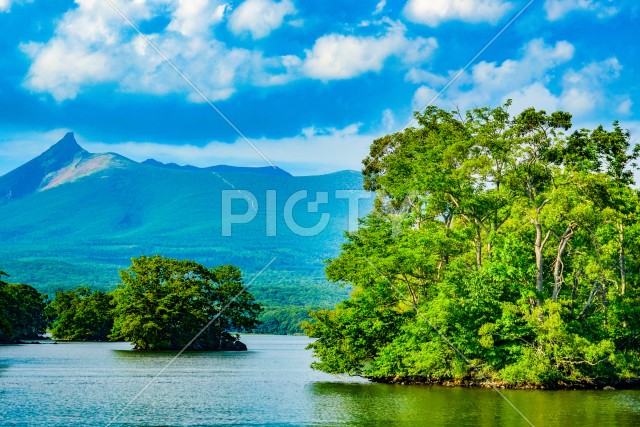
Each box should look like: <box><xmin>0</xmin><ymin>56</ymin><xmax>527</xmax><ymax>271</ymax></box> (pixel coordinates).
<box><xmin>304</xmin><ymin>102</ymin><xmax>640</xmax><ymax>388</ymax></box>
<box><xmin>0</xmin><ymin>256</ymin><xmax>261</xmax><ymax>350</ymax></box>
<box><xmin>0</xmin><ymin>270</ymin><xmax>48</xmax><ymax>343</ymax></box>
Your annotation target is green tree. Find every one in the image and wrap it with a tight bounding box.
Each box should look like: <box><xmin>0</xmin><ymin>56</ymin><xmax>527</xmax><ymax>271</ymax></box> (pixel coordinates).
<box><xmin>0</xmin><ymin>270</ymin><xmax>11</xmax><ymax>341</ymax></box>
<box><xmin>255</xmin><ymin>306</ymin><xmax>314</xmax><ymax>335</ymax></box>
<box><xmin>0</xmin><ymin>271</ymin><xmax>47</xmax><ymax>342</ymax></box>
<box><xmin>47</xmin><ymin>287</ymin><xmax>114</xmax><ymax>341</ymax></box>
<box><xmin>110</xmin><ymin>256</ymin><xmax>262</xmax><ymax>350</ymax></box>
<box><xmin>306</xmin><ymin>103</ymin><xmax>640</xmax><ymax>387</ymax></box>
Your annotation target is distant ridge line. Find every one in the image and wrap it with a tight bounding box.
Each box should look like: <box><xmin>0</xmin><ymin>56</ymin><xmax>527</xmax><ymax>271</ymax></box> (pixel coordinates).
<box><xmin>140</xmin><ymin>159</ymin><xmax>292</xmax><ymax>177</ymax></box>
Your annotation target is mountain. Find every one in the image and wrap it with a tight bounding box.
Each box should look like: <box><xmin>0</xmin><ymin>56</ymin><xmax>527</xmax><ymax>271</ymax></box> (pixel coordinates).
<box><xmin>141</xmin><ymin>159</ymin><xmax>292</xmax><ymax>177</ymax></box>
<box><xmin>0</xmin><ymin>132</ymin><xmax>132</xmax><ymax>203</ymax></box>
<box><xmin>0</xmin><ymin>133</ymin><xmax>372</xmax><ymax>317</ymax></box>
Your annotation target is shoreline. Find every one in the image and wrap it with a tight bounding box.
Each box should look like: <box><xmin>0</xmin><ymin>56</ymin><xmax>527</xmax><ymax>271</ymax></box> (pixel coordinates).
<box><xmin>368</xmin><ymin>376</ymin><xmax>640</xmax><ymax>390</ymax></box>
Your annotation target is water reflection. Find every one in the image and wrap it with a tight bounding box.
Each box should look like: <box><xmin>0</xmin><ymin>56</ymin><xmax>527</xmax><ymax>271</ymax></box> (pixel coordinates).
<box><xmin>310</xmin><ymin>382</ymin><xmax>512</xmax><ymax>426</ymax></box>
<box><xmin>310</xmin><ymin>382</ymin><xmax>640</xmax><ymax>427</ymax></box>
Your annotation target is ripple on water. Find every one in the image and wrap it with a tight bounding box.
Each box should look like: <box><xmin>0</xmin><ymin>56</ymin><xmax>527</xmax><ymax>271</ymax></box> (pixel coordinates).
<box><xmin>0</xmin><ymin>336</ymin><xmax>639</xmax><ymax>426</ymax></box>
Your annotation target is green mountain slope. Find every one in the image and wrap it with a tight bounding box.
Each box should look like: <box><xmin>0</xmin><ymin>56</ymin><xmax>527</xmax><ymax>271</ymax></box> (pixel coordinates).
<box><xmin>0</xmin><ymin>134</ymin><xmax>370</xmax><ymax>324</ymax></box>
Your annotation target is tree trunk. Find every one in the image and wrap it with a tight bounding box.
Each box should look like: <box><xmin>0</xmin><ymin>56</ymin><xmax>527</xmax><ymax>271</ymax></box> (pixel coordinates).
<box><xmin>475</xmin><ymin>227</ymin><xmax>482</xmax><ymax>268</ymax></box>
<box><xmin>618</xmin><ymin>223</ymin><xmax>627</xmax><ymax>296</ymax></box>
<box><xmin>578</xmin><ymin>281</ymin><xmax>600</xmax><ymax>318</ymax></box>
<box><xmin>552</xmin><ymin>222</ymin><xmax>577</xmax><ymax>301</ymax></box>
<box><xmin>534</xmin><ymin>223</ymin><xmax>551</xmax><ymax>300</ymax></box>
<box><xmin>602</xmin><ymin>281</ymin><xmax>608</xmax><ymax>328</ymax></box>
<box><xmin>570</xmin><ymin>271</ymin><xmax>579</xmax><ymax>315</ymax></box>
<box><xmin>533</xmin><ymin>200</ymin><xmax>550</xmax><ymax>305</ymax></box>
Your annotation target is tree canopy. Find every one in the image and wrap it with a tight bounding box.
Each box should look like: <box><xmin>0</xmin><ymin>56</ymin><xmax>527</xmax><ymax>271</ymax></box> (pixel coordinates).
<box><xmin>0</xmin><ymin>271</ymin><xmax>48</xmax><ymax>343</ymax></box>
<box><xmin>46</xmin><ymin>287</ymin><xmax>114</xmax><ymax>341</ymax></box>
<box><xmin>110</xmin><ymin>256</ymin><xmax>262</xmax><ymax>350</ymax></box>
<box><xmin>305</xmin><ymin>103</ymin><xmax>640</xmax><ymax>387</ymax></box>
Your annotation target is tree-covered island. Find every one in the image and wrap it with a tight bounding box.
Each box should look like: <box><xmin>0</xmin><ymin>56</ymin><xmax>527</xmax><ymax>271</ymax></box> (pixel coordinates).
<box><xmin>305</xmin><ymin>102</ymin><xmax>640</xmax><ymax>389</ymax></box>
<box><xmin>110</xmin><ymin>256</ymin><xmax>261</xmax><ymax>350</ymax></box>
<box><xmin>1</xmin><ymin>257</ymin><xmax>261</xmax><ymax>350</ymax></box>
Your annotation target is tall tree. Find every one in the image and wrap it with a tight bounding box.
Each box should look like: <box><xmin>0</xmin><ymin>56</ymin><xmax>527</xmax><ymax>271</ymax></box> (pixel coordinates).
<box><xmin>110</xmin><ymin>256</ymin><xmax>261</xmax><ymax>350</ymax></box>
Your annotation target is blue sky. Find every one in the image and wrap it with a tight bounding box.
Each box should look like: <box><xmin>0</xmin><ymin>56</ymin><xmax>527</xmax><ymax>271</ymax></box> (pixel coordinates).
<box><xmin>0</xmin><ymin>0</ymin><xmax>638</xmax><ymax>175</ymax></box>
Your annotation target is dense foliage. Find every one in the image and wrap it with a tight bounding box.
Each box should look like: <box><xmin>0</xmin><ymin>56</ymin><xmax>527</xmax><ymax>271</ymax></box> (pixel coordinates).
<box><xmin>0</xmin><ymin>271</ymin><xmax>47</xmax><ymax>342</ymax></box>
<box><xmin>46</xmin><ymin>287</ymin><xmax>114</xmax><ymax>341</ymax></box>
<box><xmin>110</xmin><ymin>256</ymin><xmax>262</xmax><ymax>350</ymax></box>
<box><xmin>254</xmin><ymin>306</ymin><xmax>313</xmax><ymax>335</ymax></box>
<box><xmin>305</xmin><ymin>103</ymin><xmax>640</xmax><ymax>387</ymax></box>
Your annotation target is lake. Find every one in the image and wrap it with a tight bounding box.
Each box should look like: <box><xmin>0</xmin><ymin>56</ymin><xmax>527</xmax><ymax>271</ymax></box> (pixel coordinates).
<box><xmin>1</xmin><ymin>335</ymin><xmax>639</xmax><ymax>426</ymax></box>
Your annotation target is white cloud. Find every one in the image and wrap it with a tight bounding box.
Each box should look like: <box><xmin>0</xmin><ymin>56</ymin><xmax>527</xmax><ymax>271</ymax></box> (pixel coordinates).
<box><xmin>302</xmin><ymin>33</ymin><xmax>396</xmax><ymax>80</ymax></box>
<box><xmin>410</xmin><ymin>39</ymin><xmax>574</xmax><ymax>112</ymax></box>
<box><xmin>303</xmin><ymin>21</ymin><xmax>436</xmax><ymax>80</ymax></box>
<box><xmin>404</xmin><ymin>0</ymin><xmax>512</xmax><ymax>26</ymax></box>
<box><xmin>411</xmin><ymin>86</ymin><xmax>440</xmax><ymax>112</ymax></box>
<box><xmin>559</xmin><ymin>58</ymin><xmax>621</xmax><ymax>116</ymax></box>
<box><xmin>20</xmin><ymin>2</ymin><xmax>437</xmax><ymax>102</ymax></box>
<box><xmin>504</xmin><ymin>83</ymin><xmax>560</xmax><ymax>114</ymax></box>
<box><xmin>0</xmin><ymin>0</ymin><xmax>13</xmax><ymax>12</ymax></box>
<box><xmin>408</xmin><ymin>39</ymin><xmax>628</xmax><ymax>123</ymax></box>
<box><xmin>22</xmin><ymin>40</ymin><xmax>112</xmax><ymax>101</ymax></box>
<box><xmin>402</xmin><ymin>37</ymin><xmax>438</xmax><ymax>64</ymax></box>
<box><xmin>228</xmin><ymin>0</ymin><xmax>295</xmax><ymax>39</ymax></box>
<box><xmin>381</xmin><ymin>109</ymin><xmax>396</xmax><ymax>132</ymax></box>
<box><xmin>559</xmin><ymin>87</ymin><xmax>595</xmax><ymax>116</ymax></box>
<box><xmin>82</xmin><ymin>123</ymin><xmax>373</xmax><ymax>176</ymax></box>
<box><xmin>405</xmin><ymin>68</ymin><xmax>448</xmax><ymax>86</ymax></box>
<box><xmin>21</xmin><ymin>0</ymin><xmax>297</xmax><ymax>102</ymax></box>
<box><xmin>616</xmin><ymin>98</ymin><xmax>633</xmax><ymax>116</ymax></box>
<box><xmin>373</xmin><ymin>0</ymin><xmax>386</xmax><ymax>15</ymax></box>
<box><xmin>1</xmin><ymin>0</ymin><xmax>33</xmax><ymax>12</ymax></box>
<box><xmin>0</xmin><ymin>112</ymin><xmax>395</xmax><ymax>176</ymax></box>
<box><xmin>168</xmin><ymin>0</ymin><xmax>228</xmax><ymax>37</ymax></box>
<box><xmin>544</xmin><ymin>0</ymin><xmax>618</xmax><ymax>21</ymax></box>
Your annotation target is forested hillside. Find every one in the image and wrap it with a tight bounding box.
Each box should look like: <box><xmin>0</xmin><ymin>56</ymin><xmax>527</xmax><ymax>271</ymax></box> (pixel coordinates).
<box><xmin>0</xmin><ymin>134</ymin><xmax>370</xmax><ymax>333</ymax></box>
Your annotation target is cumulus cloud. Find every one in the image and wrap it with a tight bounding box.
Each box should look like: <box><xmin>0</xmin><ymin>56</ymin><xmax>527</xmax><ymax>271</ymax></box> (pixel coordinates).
<box><xmin>0</xmin><ymin>0</ymin><xmax>14</xmax><ymax>12</ymax></box>
<box><xmin>228</xmin><ymin>0</ymin><xmax>295</xmax><ymax>39</ymax></box>
<box><xmin>373</xmin><ymin>0</ymin><xmax>386</xmax><ymax>15</ymax></box>
<box><xmin>21</xmin><ymin>40</ymin><xmax>112</xmax><ymax>101</ymax></box>
<box><xmin>409</xmin><ymin>39</ymin><xmax>628</xmax><ymax>123</ymax></box>
<box><xmin>20</xmin><ymin>2</ymin><xmax>440</xmax><ymax>102</ymax></box>
<box><xmin>168</xmin><ymin>0</ymin><xmax>228</xmax><ymax>37</ymax></box>
<box><xmin>559</xmin><ymin>58</ymin><xmax>621</xmax><ymax>115</ymax></box>
<box><xmin>504</xmin><ymin>82</ymin><xmax>560</xmax><ymax>114</ymax></box>
<box><xmin>303</xmin><ymin>21</ymin><xmax>437</xmax><ymax>80</ymax></box>
<box><xmin>24</xmin><ymin>1</ymin><xmax>428</xmax><ymax>102</ymax></box>
<box><xmin>410</xmin><ymin>38</ymin><xmax>574</xmax><ymax>112</ymax></box>
<box><xmin>302</xmin><ymin>33</ymin><xmax>397</xmax><ymax>80</ymax></box>
<box><xmin>544</xmin><ymin>0</ymin><xmax>618</xmax><ymax>21</ymax></box>
<box><xmin>403</xmin><ymin>0</ymin><xmax>512</xmax><ymax>26</ymax></box>
<box><xmin>21</xmin><ymin>0</ymin><xmax>297</xmax><ymax>102</ymax></box>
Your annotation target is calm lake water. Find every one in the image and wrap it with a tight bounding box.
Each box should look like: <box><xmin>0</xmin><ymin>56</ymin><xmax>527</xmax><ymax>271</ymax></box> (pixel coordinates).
<box><xmin>1</xmin><ymin>335</ymin><xmax>639</xmax><ymax>426</ymax></box>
